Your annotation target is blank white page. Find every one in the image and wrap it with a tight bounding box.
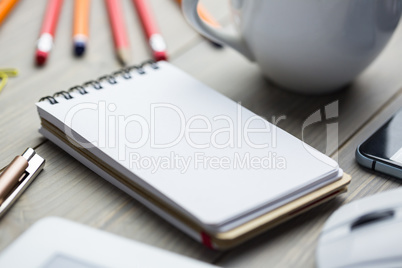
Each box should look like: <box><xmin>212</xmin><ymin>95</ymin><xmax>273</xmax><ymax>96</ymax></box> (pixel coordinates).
<box><xmin>36</xmin><ymin>61</ymin><xmax>339</xmax><ymax>229</ymax></box>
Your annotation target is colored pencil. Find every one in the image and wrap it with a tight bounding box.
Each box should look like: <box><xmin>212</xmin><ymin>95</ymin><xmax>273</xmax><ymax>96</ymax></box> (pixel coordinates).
<box><xmin>176</xmin><ymin>0</ymin><xmax>223</xmax><ymax>48</ymax></box>
<box><xmin>0</xmin><ymin>0</ymin><xmax>19</xmax><ymax>26</ymax></box>
<box><xmin>105</xmin><ymin>0</ymin><xmax>130</xmax><ymax>66</ymax></box>
<box><xmin>73</xmin><ymin>0</ymin><xmax>90</xmax><ymax>56</ymax></box>
<box><xmin>35</xmin><ymin>0</ymin><xmax>64</xmax><ymax>66</ymax></box>
<box><xmin>132</xmin><ymin>0</ymin><xmax>168</xmax><ymax>61</ymax></box>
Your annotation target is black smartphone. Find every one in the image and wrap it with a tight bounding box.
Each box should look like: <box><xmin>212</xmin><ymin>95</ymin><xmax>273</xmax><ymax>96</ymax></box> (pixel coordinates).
<box><xmin>356</xmin><ymin>109</ymin><xmax>402</xmax><ymax>179</ymax></box>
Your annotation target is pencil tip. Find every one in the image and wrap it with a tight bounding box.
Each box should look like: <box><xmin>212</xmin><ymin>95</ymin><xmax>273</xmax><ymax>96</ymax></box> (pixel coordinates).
<box><xmin>117</xmin><ymin>48</ymin><xmax>131</xmax><ymax>66</ymax></box>
<box><xmin>74</xmin><ymin>41</ymin><xmax>86</xmax><ymax>56</ymax></box>
<box><xmin>35</xmin><ymin>50</ymin><xmax>48</xmax><ymax>66</ymax></box>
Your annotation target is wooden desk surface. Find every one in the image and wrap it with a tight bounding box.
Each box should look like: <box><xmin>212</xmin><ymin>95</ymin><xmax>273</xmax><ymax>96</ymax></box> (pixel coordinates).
<box><xmin>1</xmin><ymin>1</ymin><xmax>402</xmax><ymax>267</ymax></box>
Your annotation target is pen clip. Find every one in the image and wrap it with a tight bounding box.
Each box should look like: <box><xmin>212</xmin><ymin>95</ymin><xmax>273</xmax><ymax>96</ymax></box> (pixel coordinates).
<box><xmin>0</xmin><ymin>148</ymin><xmax>45</xmax><ymax>218</ymax></box>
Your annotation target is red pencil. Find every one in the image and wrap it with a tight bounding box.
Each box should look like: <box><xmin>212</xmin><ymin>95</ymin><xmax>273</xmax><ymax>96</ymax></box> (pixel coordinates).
<box><xmin>35</xmin><ymin>0</ymin><xmax>64</xmax><ymax>66</ymax></box>
<box><xmin>105</xmin><ymin>0</ymin><xmax>130</xmax><ymax>66</ymax></box>
<box><xmin>132</xmin><ymin>0</ymin><xmax>167</xmax><ymax>61</ymax></box>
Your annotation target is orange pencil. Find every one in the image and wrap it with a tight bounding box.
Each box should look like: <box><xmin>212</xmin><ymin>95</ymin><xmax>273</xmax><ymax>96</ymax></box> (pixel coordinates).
<box><xmin>176</xmin><ymin>0</ymin><xmax>222</xmax><ymax>47</ymax></box>
<box><xmin>0</xmin><ymin>0</ymin><xmax>20</xmax><ymax>26</ymax></box>
<box><xmin>73</xmin><ymin>0</ymin><xmax>90</xmax><ymax>56</ymax></box>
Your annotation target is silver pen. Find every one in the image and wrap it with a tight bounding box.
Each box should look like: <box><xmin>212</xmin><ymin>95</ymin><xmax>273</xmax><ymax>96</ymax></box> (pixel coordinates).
<box><xmin>0</xmin><ymin>148</ymin><xmax>45</xmax><ymax>217</ymax></box>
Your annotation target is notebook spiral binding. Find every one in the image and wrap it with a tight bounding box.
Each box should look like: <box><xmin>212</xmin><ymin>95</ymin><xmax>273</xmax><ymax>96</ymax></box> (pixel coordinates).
<box><xmin>39</xmin><ymin>60</ymin><xmax>159</xmax><ymax>105</ymax></box>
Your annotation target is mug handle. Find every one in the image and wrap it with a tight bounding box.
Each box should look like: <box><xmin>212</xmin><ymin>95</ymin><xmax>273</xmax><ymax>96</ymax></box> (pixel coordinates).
<box><xmin>182</xmin><ymin>0</ymin><xmax>255</xmax><ymax>61</ymax></box>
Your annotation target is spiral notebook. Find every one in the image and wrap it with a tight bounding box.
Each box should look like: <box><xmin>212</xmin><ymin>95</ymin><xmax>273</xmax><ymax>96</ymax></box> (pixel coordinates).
<box><xmin>36</xmin><ymin>61</ymin><xmax>350</xmax><ymax>249</ymax></box>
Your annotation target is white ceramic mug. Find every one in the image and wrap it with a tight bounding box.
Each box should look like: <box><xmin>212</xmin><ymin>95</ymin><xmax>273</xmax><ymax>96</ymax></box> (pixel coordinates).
<box><xmin>182</xmin><ymin>0</ymin><xmax>402</xmax><ymax>94</ymax></box>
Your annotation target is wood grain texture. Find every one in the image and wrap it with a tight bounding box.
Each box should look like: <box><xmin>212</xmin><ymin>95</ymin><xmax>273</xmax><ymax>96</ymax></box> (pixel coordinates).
<box><xmin>1</xmin><ymin>0</ymin><xmax>402</xmax><ymax>267</ymax></box>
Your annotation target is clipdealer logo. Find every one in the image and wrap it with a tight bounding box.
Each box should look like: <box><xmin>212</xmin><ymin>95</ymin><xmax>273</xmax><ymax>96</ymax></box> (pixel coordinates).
<box><xmin>61</xmin><ymin>101</ymin><xmax>339</xmax><ymax>172</ymax></box>
<box><xmin>63</xmin><ymin>101</ymin><xmax>288</xmax><ymax>171</ymax></box>
<box><xmin>63</xmin><ymin>101</ymin><xmax>286</xmax><ymax>150</ymax></box>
